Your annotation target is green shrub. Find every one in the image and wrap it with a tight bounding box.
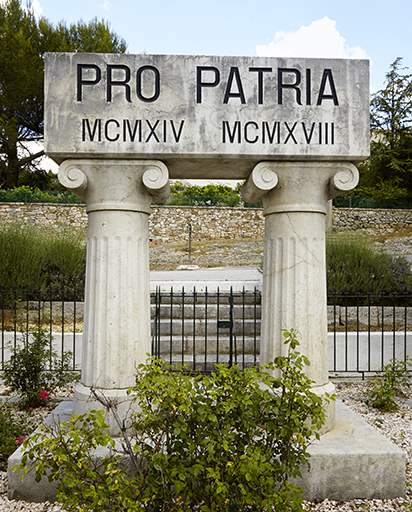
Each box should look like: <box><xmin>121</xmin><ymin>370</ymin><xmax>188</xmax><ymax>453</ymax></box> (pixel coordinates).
<box><xmin>0</xmin><ymin>186</ymin><xmax>84</xmax><ymax>204</ymax></box>
<box><xmin>3</xmin><ymin>321</ymin><xmax>78</xmax><ymax>408</ymax></box>
<box><xmin>0</xmin><ymin>222</ymin><xmax>47</xmax><ymax>292</ymax></box>
<box><xmin>19</xmin><ymin>330</ymin><xmax>332</xmax><ymax>512</ymax></box>
<box><xmin>326</xmin><ymin>234</ymin><xmax>412</xmax><ymax>301</ymax></box>
<box><xmin>0</xmin><ymin>221</ymin><xmax>86</xmax><ymax>294</ymax></box>
<box><xmin>365</xmin><ymin>358</ymin><xmax>412</xmax><ymax>412</ymax></box>
<box><xmin>0</xmin><ymin>401</ymin><xmax>32</xmax><ymax>470</ymax></box>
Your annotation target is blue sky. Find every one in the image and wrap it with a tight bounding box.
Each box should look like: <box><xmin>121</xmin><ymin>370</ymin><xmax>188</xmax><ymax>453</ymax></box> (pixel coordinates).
<box><xmin>17</xmin><ymin>0</ymin><xmax>412</xmax><ymax>181</ymax></box>
<box><xmin>29</xmin><ymin>0</ymin><xmax>411</xmax><ymax>94</ymax></box>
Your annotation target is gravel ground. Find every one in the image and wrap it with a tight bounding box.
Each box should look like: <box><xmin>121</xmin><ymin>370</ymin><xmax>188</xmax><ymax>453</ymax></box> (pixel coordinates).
<box><xmin>149</xmin><ymin>240</ymin><xmax>264</xmax><ymax>270</ymax></box>
<box><xmin>2</xmin><ymin>233</ymin><xmax>412</xmax><ymax>510</ymax></box>
<box><xmin>148</xmin><ymin>234</ymin><xmax>412</xmax><ymax>272</ymax></box>
<box><xmin>1</xmin><ymin>382</ymin><xmax>412</xmax><ymax>511</ymax></box>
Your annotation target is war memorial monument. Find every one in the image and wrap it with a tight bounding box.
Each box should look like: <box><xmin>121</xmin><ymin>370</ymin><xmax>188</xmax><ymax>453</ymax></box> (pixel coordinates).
<box><xmin>8</xmin><ymin>53</ymin><xmax>406</xmax><ymax>501</ymax></box>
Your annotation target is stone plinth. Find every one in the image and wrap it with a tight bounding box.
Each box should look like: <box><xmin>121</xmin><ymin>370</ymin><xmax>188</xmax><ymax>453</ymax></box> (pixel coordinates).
<box><xmin>8</xmin><ymin>400</ymin><xmax>405</xmax><ymax>503</ymax></box>
<box><xmin>58</xmin><ymin>159</ymin><xmax>170</xmax><ymax>435</ymax></box>
<box><xmin>242</xmin><ymin>161</ymin><xmax>359</xmax><ymax>432</ymax></box>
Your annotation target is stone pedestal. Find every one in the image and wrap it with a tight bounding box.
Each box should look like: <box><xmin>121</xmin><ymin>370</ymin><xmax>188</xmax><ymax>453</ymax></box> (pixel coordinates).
<box><xmin>58</xmin><ymin>159</ymin><xmax>170</xmax><ymax>435</ymax></box>
<box><xmin>242</xmin><ymin>161</ymin><xmax>359</xmax><ymax>432</ymax></box>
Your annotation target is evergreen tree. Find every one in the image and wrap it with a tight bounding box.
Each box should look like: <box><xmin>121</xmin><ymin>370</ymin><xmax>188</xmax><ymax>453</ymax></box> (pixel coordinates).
<box><xmin>0</xmin><ymin>0</ymin><xmax>127</xmax><ymax>188</ymax></box>
<box><xmin>355</xmin><ymin>58</ymin><xmax>412</xmax><ymax>200</ymax></box>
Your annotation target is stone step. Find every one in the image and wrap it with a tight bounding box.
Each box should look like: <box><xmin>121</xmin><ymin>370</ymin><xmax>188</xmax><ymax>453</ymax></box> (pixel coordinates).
<box><xmin>150</xmin><ymin>292</ymin><xmax>262</xmax><ymax>305</ymax></box>
<box><xmin>152</xmin><ymin>318</ymin><xmax>261</xmax><ymax>336</ymax></box>
<box><xmin>150</xmin><ymin>303</ymin><xmax>261</xmax><ymax>320</ymax></box>
<box><xmin>152</xmin><ymin>354</ymin><xmax>261</xmax><ymax>372</ymax></box>
<box><xmin>152</xmin><ymin>335</ymin><xmax>260</xmax><ymax>355</ymax></box>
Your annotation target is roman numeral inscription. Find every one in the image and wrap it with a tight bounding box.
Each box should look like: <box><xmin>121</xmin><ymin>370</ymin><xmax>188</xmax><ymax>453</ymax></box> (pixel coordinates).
<box><xmin>222</xmin><ymin>121</ymin><xmax>335</xmax><ymax>145</ymax></box>
<box><xmin>82</xmin><ymin>119</ymin><xmax>185</xmax><ymax>143</ymax></box>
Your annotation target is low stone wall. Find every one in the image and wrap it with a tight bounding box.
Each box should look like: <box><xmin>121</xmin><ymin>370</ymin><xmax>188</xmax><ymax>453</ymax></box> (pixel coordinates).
<box><xmin>333</xmin><ymin>207</ymin><xmax>412</xmax><ymax>234</ymax></box>
<box><xmin>1</xmin><ymin>203</ymin><xmax>412</xmax><ymax>243</ymax></box>
<box><xmin>0</xmin><ymin>203</ymin><xmax>265</xmax><ymax>243</ymax></box>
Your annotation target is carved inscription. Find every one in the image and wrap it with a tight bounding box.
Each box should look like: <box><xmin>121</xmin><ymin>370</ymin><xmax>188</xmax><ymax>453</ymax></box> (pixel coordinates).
<box><xmin>76</xmin><ymin>63</ymin><xmax>340</xmax><ymax>147</ymax></box>
<box><xmin>44</xmin><ymin>53</ymin><xmax>370</xmax><ymax>166</ymax></box>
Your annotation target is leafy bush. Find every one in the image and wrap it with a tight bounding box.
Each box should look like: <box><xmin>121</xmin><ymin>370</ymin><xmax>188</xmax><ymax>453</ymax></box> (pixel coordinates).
<box><xmin>3</xmin><ymin>321</ymin><xmax>78</xmax><ymax>408</ymax></box>
<box><xmin>326</xmin><ymin>234</ymin><xmax>412</xmax><ymax>301</ymax></box>
<box><xmin>0</xmin><ymin>221</ymin><xmax>86</xmax><ymax>294</ymax></box>
<box><xmin>0</xmin><ymin>186</ymin><xmax>84</xmax><ymax>204</ymax></box>
<box><xmin>167</xmin><ymin>181</ymin><xmax>243</xmax><ymax>207</ymax></box>
<box><xmin>0</xmin><ymin>401</ymin><xmax>32</xmax><ymax>470</ymax></box>
<box><xmin>365</xmin><ymin>358</ymin><xmax>412</xmax><ymax>412</ymax></box>
<box><xmin>19</xmin><ymin>330</ymin><xmax>332</xmax><ymax>512</ymax></box>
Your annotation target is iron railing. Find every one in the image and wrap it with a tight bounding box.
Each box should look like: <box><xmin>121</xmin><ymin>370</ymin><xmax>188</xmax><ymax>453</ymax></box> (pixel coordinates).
<box><xmin>151</xmin><ymin>287</ymin><xmax>260</xmax><ymax>372</ymax></box>
<box><xmin>1</xmin><ymin>287</ymin><xmax>412</xmax><ymax>376</ymax></box>
<box><xmin>0</xmin><ymin>287</ymin><xmax>83</xmax><ymax>372</ymax></box>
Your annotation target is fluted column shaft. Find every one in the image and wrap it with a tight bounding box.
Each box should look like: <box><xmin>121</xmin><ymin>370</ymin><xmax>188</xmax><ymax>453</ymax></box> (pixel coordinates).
<box><xmin>58</xmin><ymin>159</ymin><xmax>169</xmax><ymax>434</ymax></box>
<box><xmin>242</xmin><ymin>161</ymin><xmax>359</xmax><ymax>433</ymax></box>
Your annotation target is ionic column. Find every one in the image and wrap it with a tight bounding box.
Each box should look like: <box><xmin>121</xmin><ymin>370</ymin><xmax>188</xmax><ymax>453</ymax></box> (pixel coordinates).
<box><xmin>58</xmin><ymin>159</ymin><xmax>170</xmax><ymax>434</ymax></box>
<box><xmin>242</xmin><ymin>162</ymin><xmax>358</xmax><ymax>433</ymax></box>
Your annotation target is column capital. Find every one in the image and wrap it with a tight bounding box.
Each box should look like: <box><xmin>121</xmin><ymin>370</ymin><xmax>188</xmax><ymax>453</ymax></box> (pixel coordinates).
<box><xmin>59</xmin><ymin>159</ymin><xmax>170</xmax><ymax>213</ymax></box>
<box><xmin>241</xmin><ymin>161</ymin><xmax>359</xmax><ymax>216</ymax></box>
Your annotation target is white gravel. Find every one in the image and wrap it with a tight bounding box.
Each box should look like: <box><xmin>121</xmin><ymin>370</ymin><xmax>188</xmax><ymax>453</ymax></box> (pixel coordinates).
<box><xmin>1</xmin><ymin>381</ymin><xmax>412</xmax><ymax>511</ymax></box>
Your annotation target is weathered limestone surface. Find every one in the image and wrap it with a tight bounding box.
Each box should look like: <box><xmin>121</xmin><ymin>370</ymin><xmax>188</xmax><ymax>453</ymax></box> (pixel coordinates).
<box><xmin>45</xmin><ymin>54</ymin><xmax>370</xmax><ymax>176</ymax></box>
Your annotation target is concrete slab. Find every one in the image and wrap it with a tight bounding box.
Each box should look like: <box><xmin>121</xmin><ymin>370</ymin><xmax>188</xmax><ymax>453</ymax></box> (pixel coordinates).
<box><xmin>8</xmin><ymin>399</ymin><xmax>406</xmax><ymax>503</ymax></box>
<box><xmin>150</xmin><ymin>266</ymin><xmax>262</xmax><ymax>292</ymax></box>
<box><xmin>296</xmin><ymin>400</ymin><xmax>406</xmax><ymax>501</ymax></box>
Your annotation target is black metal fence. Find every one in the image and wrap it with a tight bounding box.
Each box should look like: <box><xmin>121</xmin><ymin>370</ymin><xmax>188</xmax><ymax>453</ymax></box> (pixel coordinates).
<box><xmin>1</xmin><ymin>287</ymin><xmax>412</xmax><ymax>376</ymax></box>
<box><xmin>151</xmin><ymin>287</ymin><xmax>261</xmax><ymax>372</ymax></box>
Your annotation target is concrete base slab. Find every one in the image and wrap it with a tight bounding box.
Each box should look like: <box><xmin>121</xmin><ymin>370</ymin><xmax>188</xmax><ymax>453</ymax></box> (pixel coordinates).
<box><xmin>296</xmin><ymin>400</ymin><xmax>406</xmax><ymax>501</ymax></box>
<box><xmin>8</xmin><ymin>400</ymin><xmax>406</xmax><ymax>503</ymax></box>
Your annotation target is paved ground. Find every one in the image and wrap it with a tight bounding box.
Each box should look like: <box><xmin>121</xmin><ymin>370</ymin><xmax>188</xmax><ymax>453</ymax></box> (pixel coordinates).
<box><xmin>150</xmin><ymin>265</ymin><xmax>262</xmax><ymax>292</ymax></box>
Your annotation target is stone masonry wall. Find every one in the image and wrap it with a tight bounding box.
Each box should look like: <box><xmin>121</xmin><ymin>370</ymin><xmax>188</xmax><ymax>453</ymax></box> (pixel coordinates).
<box><xmin>1</xmin><ymin>203</ymin><xmax>412</xmax><ymax>242</ymax></box>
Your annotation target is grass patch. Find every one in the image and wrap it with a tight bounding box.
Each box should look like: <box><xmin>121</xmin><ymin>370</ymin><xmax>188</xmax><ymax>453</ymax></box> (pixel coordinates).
<box><xmin>326</xmin><ymin>233</ymin><xmax>412</xmax><ymax>299</ymax></box>
<box><xmin>0</xmin><ymin>222</ymin><xmax>86</xmax><ymax>295</ymax></box>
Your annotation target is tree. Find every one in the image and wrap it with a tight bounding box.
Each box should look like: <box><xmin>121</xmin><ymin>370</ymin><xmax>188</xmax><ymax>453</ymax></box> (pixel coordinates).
<box><xmin>0</xmin><ymin>0</ymin><xmax>127</xmax><ymax>188</ymax></box>
<box><xmin>354</xmin><ymin>58</ymin><xmax>412</xmax><ymax>200</ymax></box>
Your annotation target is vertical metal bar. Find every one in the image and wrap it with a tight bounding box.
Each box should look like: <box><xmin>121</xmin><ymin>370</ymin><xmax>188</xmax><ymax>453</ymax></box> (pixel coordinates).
<box><xmin>1</xmin><ymin>286</ymin><xmax>4</xmax><ymax>369</ymax></box>
<box><xmin>216</xmin><ymin>287</ymin><xmax>220</xmax><ymax>364</ymax></box>
<box><xmin>25</xmin><ymin>286</ymin><xmax>29</xmax><ymax>339</ymax></box>
<box><xmin>356</xmin><ymin>291</ymin><xmax>360</xmax><ymax>373</ymax></box>
<box><xmin>169</xmin><ymin>287</ymin><xmax>173</xmax><ymax>366</ymax></box>
<box><xmin>254</xmin><ymin>287</ymin><xmax>257</xmax><ymax>366</ymax></box>
<box><xmin>193</xmin><ymin>287</ymin><xmax>196</xmax><ymax>371</ymax></box>
<box><xmin>381</xmin><ymin>292</ymin><xmax>385</xmax><ymax>370</ymax></box>
<box><xmin>13</xmin><ymin>287</ymin><xmax>17</xmax><ymax>349</ymax></box>
<box><xmin>242</xmin><ymin>287</ymin><xmax>245</xmax><ymax>369</ymax></box>
<box><xmin>188</xmin><ymin>223</ymin><xmax>192</xmax><ymax>266</ymax></box>
<box><xmin>204</xmin><ymin>287</ymin><xmax>208</xmax><ymax>373</ymax></box>
<box><xmin>404</xmin><ymin>293</ymin><xmax>408</xmax><ymax>363</ymax></box>
<box><xmin>367</xmin><ymin>292</ymin><xmax>371</xmax><ymax>373</ymax></box>
<box><xmin>49</xmin><ymin>287</ymin><xmax>53</xmax><ymax>367</ymax></box>
<box><xmin>332</xmin><ymin>291</ymin><xmax>337</xmax><ymax>372</ymax></box>
<box><xmin>61</xmin><ymin>287</ymin><xmax>65</xmax><ymax>361</ymax></box>
<box><xmin>73</xmin><ymin>287</ymin><xmax>77</xmax><ymax>371</ymax></box>
<box><xmin>229</xmin><ymin>287</ymin><xmax>233</xmax><ymax>368</ymax></box>
<box><xmin>344</xmin><ymin>291</ymin><xmax>348</xmax><ymax>372</ymax></box>
<box><xmin>392</xmin><ymin>292</ymin><xmax>396</xmax><ymax>361</ymax></box>
<box><xmin>181</xmin><ymin>287</ymin><xmax>185</xmax><ymax>367</ymax></box>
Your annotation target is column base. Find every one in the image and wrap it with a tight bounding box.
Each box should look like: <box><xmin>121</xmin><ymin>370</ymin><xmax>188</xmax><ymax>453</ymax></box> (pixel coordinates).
<box><xmin>311</xmin><ymin>381</ymin><xmax>336</xmax><ymax>434</ymax></box>
<box><xmin>295</xmin><ymin>400</ymin><xmax>406</xmax><ymax>501</ymax></box>
<box><xmin>8</xmin><ymin>400</ymin><xmax>405</xmax><ymax>503</ymax></box>
<box><xmin>74</xmin><ymin>382</ymin><xmax>138</xmax><ymax>437</ymax></box>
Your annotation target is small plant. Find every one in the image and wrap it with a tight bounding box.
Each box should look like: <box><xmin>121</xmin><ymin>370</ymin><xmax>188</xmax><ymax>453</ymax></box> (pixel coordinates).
<box><xmin>3</xmin><ymin>321</ymin><xmax>78</xmax><ymax>408</ymax></box>
<box><xmin>0</xmin><ymin>401</ymin><xmax>33</xmax><ymax>470</ymax></box>
<box><xmin>365</xmin><ymin>357</ymin><xmax>412</xmax><ymax>412</ymax></box>
<box><xmin>19</xmin><ymin>329</ymin><xmax>332</xmax><ymax>512</ymax></box>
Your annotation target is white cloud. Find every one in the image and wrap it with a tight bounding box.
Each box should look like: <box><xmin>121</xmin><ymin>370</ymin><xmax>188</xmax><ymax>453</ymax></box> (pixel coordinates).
<box><xmin>25</xmin><ymin>0</ymin><xmax>44</xmax><ymax>18</ymax></box>
<box><xmin>99</xmin><ymin>0</ymin><xmax>112</xmax><ymax>10</ymax></box>
<box><xmin>256</xmin><ymin>17</ymin><xmax>369</xmax><ymax>60</ymax></box>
